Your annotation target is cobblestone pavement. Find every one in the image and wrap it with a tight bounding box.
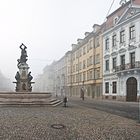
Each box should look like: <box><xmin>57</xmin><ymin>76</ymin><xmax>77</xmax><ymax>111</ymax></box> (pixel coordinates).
<box><xmin>0</xmin><ymin>104</ymin><xmax>140</xmax><ymax>140</ymax></box>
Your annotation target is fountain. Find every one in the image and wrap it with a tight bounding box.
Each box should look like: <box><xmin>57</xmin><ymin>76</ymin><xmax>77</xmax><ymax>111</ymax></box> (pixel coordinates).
<box><xmin>0</xmin><ymin>44</ymin><xmax>52</xmax><ymax>105</ymax></box>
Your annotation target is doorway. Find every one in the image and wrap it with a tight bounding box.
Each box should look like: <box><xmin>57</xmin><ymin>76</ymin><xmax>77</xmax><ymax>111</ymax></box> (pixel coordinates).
<box><xmin>126</xmin><ymin>77</ymin><xmax>137</xmax><ymax>101</ymax></box>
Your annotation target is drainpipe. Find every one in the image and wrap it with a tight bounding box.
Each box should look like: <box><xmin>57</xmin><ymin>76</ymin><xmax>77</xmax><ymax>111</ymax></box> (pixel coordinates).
<box><xmin>138</xmin><ymin>90</ymin><xmax>140</xmax><ymax>123</ymax></box>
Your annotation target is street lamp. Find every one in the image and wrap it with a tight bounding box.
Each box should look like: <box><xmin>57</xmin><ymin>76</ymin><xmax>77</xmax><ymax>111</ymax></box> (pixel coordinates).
<box><xmin>82</xmin><ymin>80</ymin><xmax>84</xmax><ymax>87</ymax></box>
<box><xmin>139</xmin><ymin>94</ymin><xmax>140</xmax><ymax>123</ymax></box>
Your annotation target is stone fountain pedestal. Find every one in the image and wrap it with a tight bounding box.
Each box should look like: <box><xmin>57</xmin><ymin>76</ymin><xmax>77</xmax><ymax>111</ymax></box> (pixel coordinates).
<box><xmin>0</xmin><ymin>92</ymin><xmax>52</xmax><ymax>105</ymax></box>
<box><xmin>13</xmin><ymin>63</ymin><xmax>35</xmax><ymax>92</ymax></box>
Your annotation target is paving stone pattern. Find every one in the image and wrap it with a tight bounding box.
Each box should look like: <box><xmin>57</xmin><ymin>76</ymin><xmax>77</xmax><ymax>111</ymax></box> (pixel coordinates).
<box><xmin>0</xmin><ymin>105</ymin><xmax>139</xmax><ymax>140</ymax></box>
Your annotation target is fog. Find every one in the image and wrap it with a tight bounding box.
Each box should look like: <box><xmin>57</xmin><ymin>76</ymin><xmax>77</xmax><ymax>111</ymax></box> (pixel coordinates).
<box><xmin>0</xmin><ymin>0</ymin><xmax>120</xmax><ymax>90</ymax></box>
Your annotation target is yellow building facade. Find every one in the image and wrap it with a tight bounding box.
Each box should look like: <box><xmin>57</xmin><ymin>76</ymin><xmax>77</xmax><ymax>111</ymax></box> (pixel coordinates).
<box><xmin>67</xmin><ymin>24</ymin><xmax>104</xmax><ymax>98</ymax></box>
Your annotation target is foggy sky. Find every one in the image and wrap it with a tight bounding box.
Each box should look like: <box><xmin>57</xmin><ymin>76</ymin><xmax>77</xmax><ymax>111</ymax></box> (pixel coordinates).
<box><xmin>0</xmin><ymin>0</ymin><xmax>120</xmax><ymax>81</ymax></box>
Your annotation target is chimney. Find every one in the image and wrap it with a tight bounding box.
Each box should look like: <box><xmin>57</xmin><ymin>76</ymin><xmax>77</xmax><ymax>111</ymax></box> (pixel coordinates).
<box><xmin>84</xmin><ymin>32</ymin><xmax>90</xmax><ymax>37</ymax></box>
<box><xmin>71</xmin><ymin>44</ymin><xmax>78</xmax><ymax>50</ymax></box>
<box><xmin>77</xmin><ymin>38</ymin><xmax>83</xmax><ymax>44</ymax></box>
<box><xmin>92</xmin><ymin>24</ymin><xmax>100</xmax><ymax>33</ymax></box>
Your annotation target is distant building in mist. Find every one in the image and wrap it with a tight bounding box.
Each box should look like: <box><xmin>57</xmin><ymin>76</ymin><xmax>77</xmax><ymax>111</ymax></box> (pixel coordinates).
<box><xmin>33</xmin><ymin>62</ymin><xmax>55</xmax><ymax>93</ymax></box>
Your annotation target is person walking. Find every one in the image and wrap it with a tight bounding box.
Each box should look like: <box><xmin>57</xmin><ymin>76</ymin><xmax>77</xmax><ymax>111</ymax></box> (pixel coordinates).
<box><xmin>80</xmin><ymin>87</ymin><xmax>84</xmax><ymax>100</ymax></box>
<box><xmin>63</xmin><ymin>96</ymin><xmax>68</xmax><ymax>107</ymax></box>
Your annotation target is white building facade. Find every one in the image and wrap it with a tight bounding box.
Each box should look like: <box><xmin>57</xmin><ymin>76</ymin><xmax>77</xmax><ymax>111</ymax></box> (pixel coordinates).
<box><xmin>103</xmin><ymin>2</ymin><xmax>140</xmax><ymax>101</ymax></box>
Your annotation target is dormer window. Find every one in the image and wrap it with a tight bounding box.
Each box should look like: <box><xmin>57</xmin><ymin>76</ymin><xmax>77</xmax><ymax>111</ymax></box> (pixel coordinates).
<box><xmin>114</xmin><ymin>16</ymin><xmax>118</xmax><ymax>25</ymax></box>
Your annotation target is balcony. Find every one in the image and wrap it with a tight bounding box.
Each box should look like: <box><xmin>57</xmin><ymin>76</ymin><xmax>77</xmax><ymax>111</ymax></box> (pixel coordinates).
<box><xmin>115</xmin><ymin>61</ymin><xmax>140</xmax><ymax>72</ymax></box>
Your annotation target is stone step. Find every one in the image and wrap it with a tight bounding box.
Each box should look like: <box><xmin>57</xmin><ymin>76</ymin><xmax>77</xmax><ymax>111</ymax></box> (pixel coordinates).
<box><xmin>49</xmin><ymin>98</ymin><xmax>63</xmax><ymax>107</ymax></box>
<box><xmin>49</xmin><ymin>98</ymin><xmax>58</xmax><ymax>102</ymax></box>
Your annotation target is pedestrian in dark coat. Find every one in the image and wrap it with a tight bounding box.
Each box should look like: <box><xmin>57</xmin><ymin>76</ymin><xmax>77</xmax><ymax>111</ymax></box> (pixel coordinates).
<box><xmin>80</xmin><ymin>87</ymin><xmax>84</xmax><ymax>100</ymax></box>
<box><xmin>63</xmin><ymin>96</ymin><xmax>68</xmax><ymax>107</ymax></box>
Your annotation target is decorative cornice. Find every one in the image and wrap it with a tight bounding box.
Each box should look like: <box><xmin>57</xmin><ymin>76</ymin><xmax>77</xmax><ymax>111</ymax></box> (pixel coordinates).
<box><xmin>104</xmin><ymin>54</ymin><xmax>110</xmax><ymax>59</ymax></box>
<box><xmin>119</xmin><ymin>48</ymin><xmax>127</xmax><ymax>53</ymax></box>
<box><xmin>111</xmin><ymin>52</ymin><xmax>118</xmax><ymax>56</ymax></box>
<box><xmin>128</xmin><ymin>45</ymin><xmax>137</xmax><ymax>51</ymax></box>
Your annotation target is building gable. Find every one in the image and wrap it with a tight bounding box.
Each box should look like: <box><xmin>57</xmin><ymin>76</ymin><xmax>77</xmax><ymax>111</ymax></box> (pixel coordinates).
<box><xmin>117</xmin><ymin>7</ymin><xmax>140</xmax><ymax>24</ymax></box>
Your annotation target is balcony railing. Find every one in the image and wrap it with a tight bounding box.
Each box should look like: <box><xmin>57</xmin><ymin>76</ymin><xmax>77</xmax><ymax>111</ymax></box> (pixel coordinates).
<box><xmin>115</xmin><ymin>61</ymin><xmax>140</xmax><ymax>72</ymax></box>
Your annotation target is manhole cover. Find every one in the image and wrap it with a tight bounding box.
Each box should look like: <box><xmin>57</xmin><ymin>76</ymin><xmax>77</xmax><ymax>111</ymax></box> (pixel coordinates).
<box><xmin>51</xmin><ymin>124</ymin><xmax>65</xmax><ymax>129</ymax></box>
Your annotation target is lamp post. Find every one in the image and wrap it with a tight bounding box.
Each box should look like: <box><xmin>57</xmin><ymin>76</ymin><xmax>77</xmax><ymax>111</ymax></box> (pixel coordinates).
<box><xmin>139</xmin><ymin>93</ymin><xmax>140</xmax><ymax>123</ymax></box>
<box><xmin>82</xmin><ymin>80</ymin><xmax>84</xmax><ymax>87</ymax></box>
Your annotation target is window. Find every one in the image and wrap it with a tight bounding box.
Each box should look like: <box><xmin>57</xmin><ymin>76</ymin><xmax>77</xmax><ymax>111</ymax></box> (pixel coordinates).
<box><xmin>68</xmin><ymin>66</ymin><xmax>71</xmax><ymax>74</ymax></box>
<box><xmin>95</xmin><ymin>37</ymin><xmax>100</xmax><ymax>48</ymax></box>
<box><xmin>87</xmin><ymin>71</ymin><xmax>89</xmax><ymax>80</ymax></box>
<box><xmin>89</xmin><ymin>70</ymin><xmax>93</xmax><ymax>79</ymax></box>
<box><xmin>83</xmin><ymin>72</ymin><xmax>86</xmax><ymax>81</ymax></box>
<box><xmin>89</xmin><ymin>56</ymin><xmax>93</xmax><ymax>66</ymax></box>
<box><xmin>76</xmin><ymin>51</ymin><xmax>79</xmax><ymax>58</ymax></box>
<box><xmin>87</xmin><ymin>69</ymin><xmax>93</xmax><ymax>80</ymax></box>
<box><xmin>79</xmin><ymin>73</ymin><xmax>82</xmax><ymax>82</ymax></box>
<box><xmin>87</xmin><ymin>57</ymin><xmax>92</xmax><ymax>67</ymax></box>
<box><xmin>95</xmin><ymin>68</ymin><xmax>100</xmax><ymax>79</ymax></box>
<box><xmin>87</xmin><ymin>58</ymin><xmax>89</xmax><ymax>67</ymax></box>
<box><xmin>114</xmin><ymin>17</ymin><xmax>118</xmax><ymax>24</ymax></box>
<box><xmin>130</xmin><ymin>52</ymin><xmax>135</xmax><ymax>68</ymax></box>
<box><xmin>112</xmin><ymin>81</ymin><xmax>117</xmax><ymax>93</ymax></box>
<box><xmin>105</xmin><ymin>38</ymin><xmax>109</xmax><ymax>50</ymax></box>
<box><xmin>79</xmin><ymin>49</ymin><xmax>82</xmax><ymax>57</ymax></box>
<box><xmin>129</xmin><ymin>25</ymin><xmax>135</xmax><ymax>40</ymax></box>
<box><xmin>120</xmin><ymin>30</ymin><xmax>125</xmax><ymax>43</ymax></box>
<box><xmin>95</xmin><ymin>54</ymin><xmax>100</xmax><ymax>64</ymax></box>
<box><xmin>105</xmin><ymin>82</ymin><xmax>109</xmax><ymax>93</ymax></box>
<box><xmin>87</xmin><ymin>44</ymin><xmax>90</xmax><ymax>53</ymax></box>
<box><xmin>83</xmin><ymin>60</ymin><xmax>86</xmax><ymax>69</ymax></box>
<box><xmin>76</xmin><ymin>64</ymin><xmax>78</xmax><ymax>71</ymax></box>
<box><xmin>73</xmin><ymin>65</ymin><xmax>75</xmax><ymax>72</ymax></box>
<box><xmin>79</xmin><ymin>62</ymin><xmax>82</xmax><ymax>70</ymax></box>
<box><xmin>112</xmin><ymin>34</ymin><xmax>117</xmax><ymax>47</ymax></box>
<box><xmin>68</xmin><ymin>76</ymin><xmax>70</xmax><ymax>84</ymax></box>
<box><xmin>89</xmin><ymin>40</ymin><xmax>93</xmax><ymax>49</ymax></box>
<box><xmin>105</xmin><ymin>60</ymin><xmax>109</xmax><ymax>71</ymax></box>
<box><xmin>72</xmin><ymin>75</ymin><xmax>75</xmax><ymax>83</ymax></box>
<box><xmin>83</xmin><ymin>46</ymin><xmax>86</xmax><ymax>55</ymax></box>
<box><xmin>68</xmin><ymin>55</ymin><xmax>71</xmax><ymax>62</ymax></box>
<box><xmin>76</xmin><ymin>74</ymin><xmax>79</xmax><ymax>82</ymax></box>
<box><xmin>112</xmin><ymin>57</ymin><xmax>117</xmax><ymax>69</ymax></box>
<box><xmin>120</xmin><ymin>55</ymin><xmax>125</xmax><ymax>70</ymax></box>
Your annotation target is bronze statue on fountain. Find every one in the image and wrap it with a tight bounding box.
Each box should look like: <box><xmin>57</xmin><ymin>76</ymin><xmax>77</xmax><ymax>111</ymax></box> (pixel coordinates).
<box><xmin>13</xmin><ymin>43</ymin><xmax>35</xmax><ymax>92</ymax></box>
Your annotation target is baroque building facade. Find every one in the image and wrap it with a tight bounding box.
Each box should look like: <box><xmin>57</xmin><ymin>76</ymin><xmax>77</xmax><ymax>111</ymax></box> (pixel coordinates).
<box><xmin>103</xmin><ymin>0</ymin><xmax>140</xmax><ymax>101</ymax></box>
